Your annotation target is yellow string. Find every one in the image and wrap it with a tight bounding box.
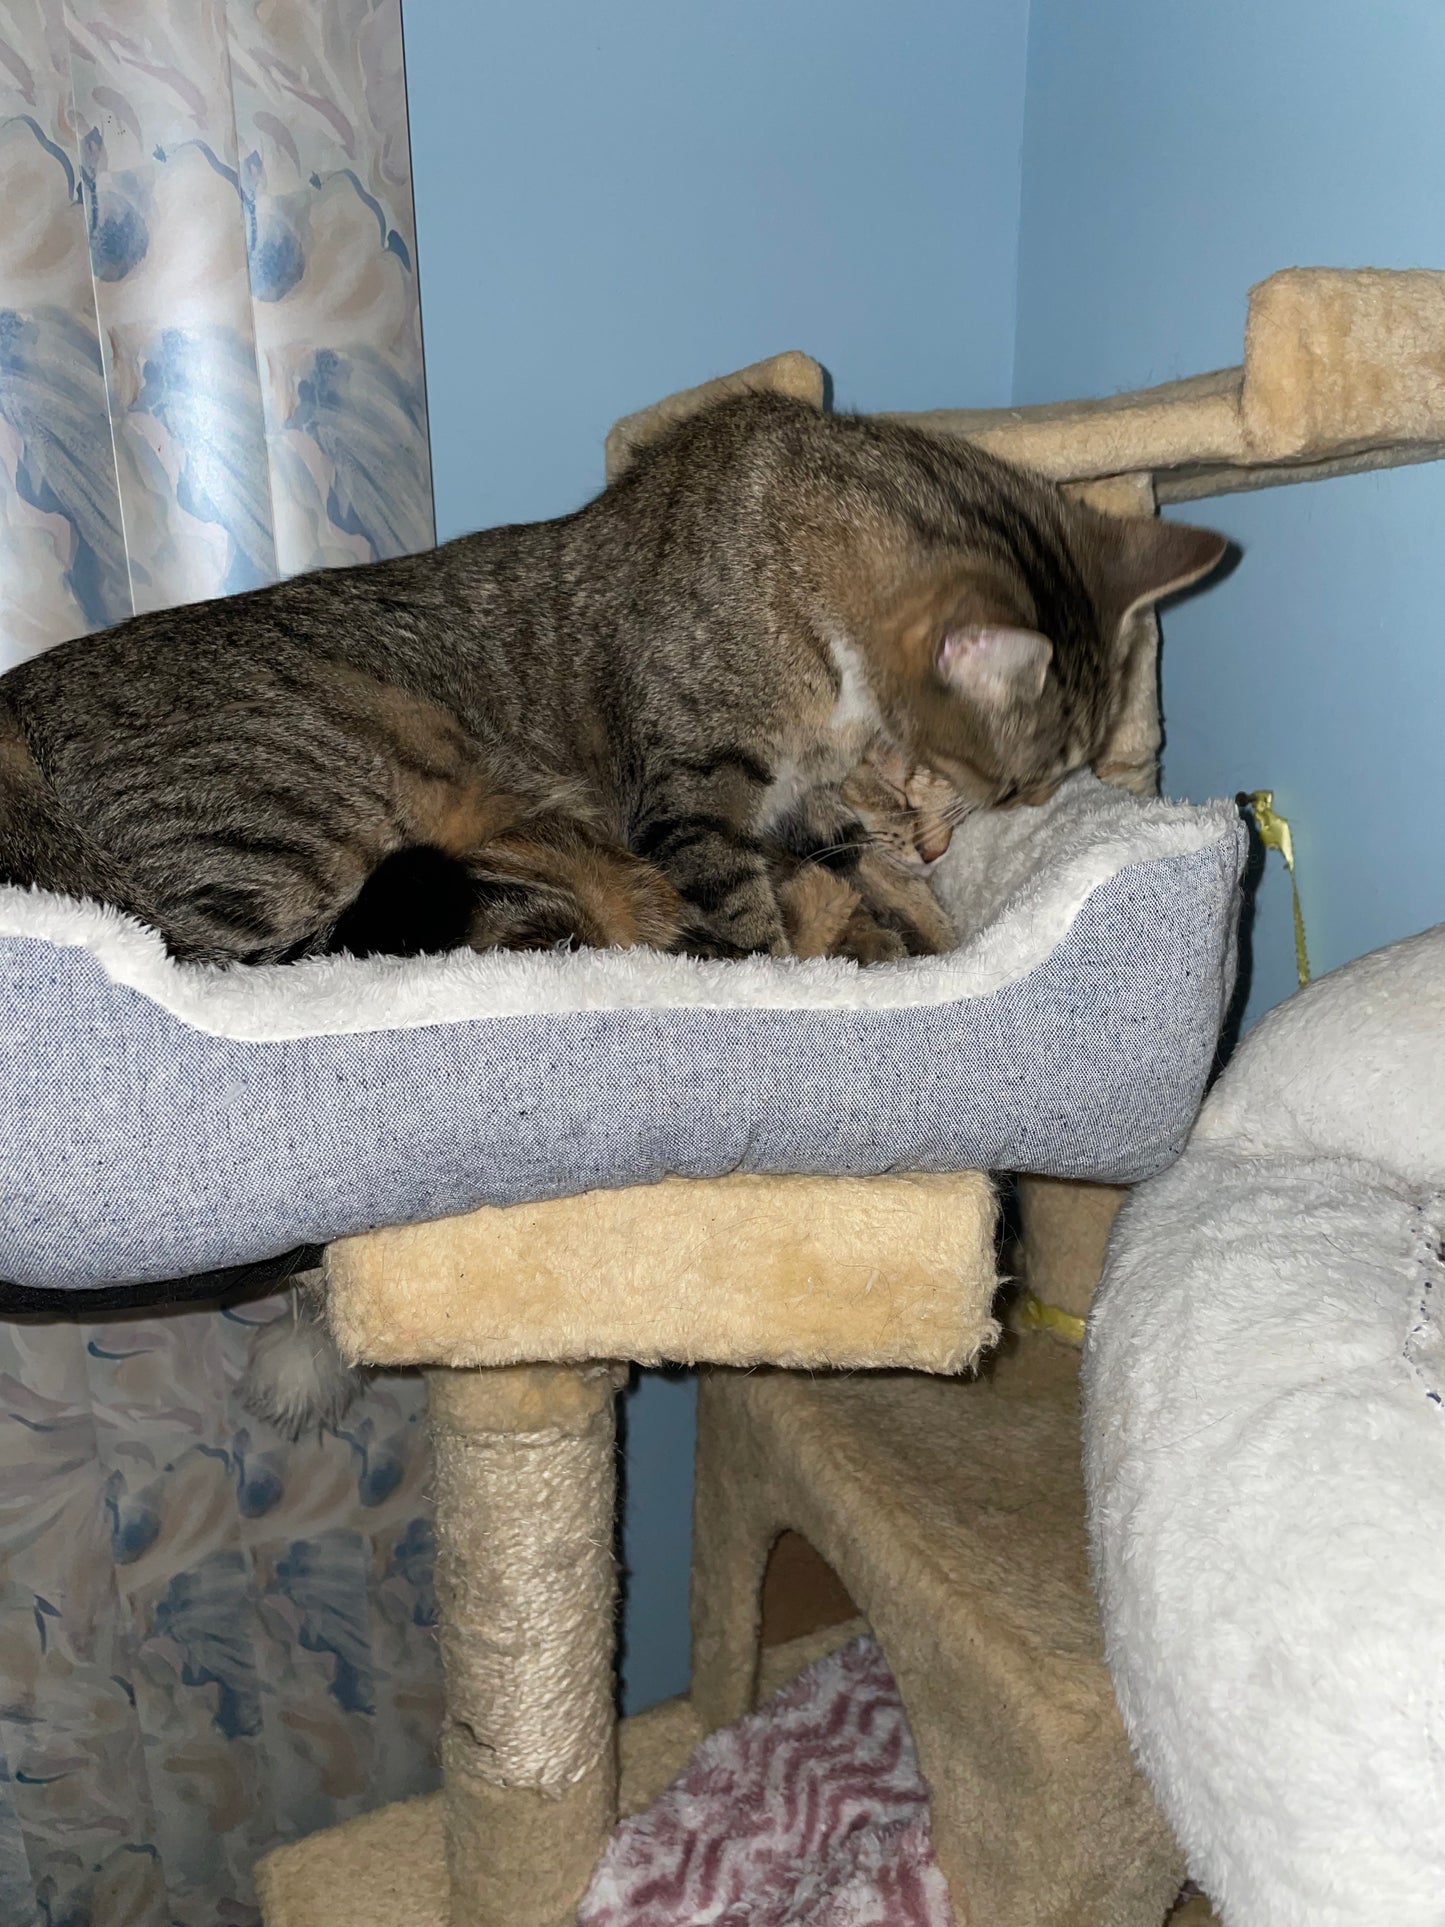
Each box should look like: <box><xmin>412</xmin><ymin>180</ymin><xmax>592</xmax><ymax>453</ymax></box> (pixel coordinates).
<box><xmin>1244</xmin><ymin>790</ymin><xmax>1311</xmax><ymax>989</ymax></box>
<box><xmin>1018</xmin><ymin>1292</ymin><xmax>1086</xmax><ymax>1346</ymax></box>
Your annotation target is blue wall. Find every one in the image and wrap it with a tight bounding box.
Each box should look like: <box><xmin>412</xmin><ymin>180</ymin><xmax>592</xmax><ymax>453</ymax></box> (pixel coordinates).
<box><xmin>1015</xmin><ymin>0</ymin><xmax>1445</xmax><ymax>1023</ymax></box>
<box><xmin>407</xmin><ymin>0</ymin><xmax>1029</xmax><ymax>538</ymax></box>
<box><xmin>402</xmin><ymin>0</ymin><xmax>1031</xmax><ymax>1709</ymax></box>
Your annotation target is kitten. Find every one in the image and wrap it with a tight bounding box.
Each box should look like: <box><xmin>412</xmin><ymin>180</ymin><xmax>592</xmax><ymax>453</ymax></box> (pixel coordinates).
<box><xmin>0</xmin><ymin>394</ymin><xmax>1225</xmax><ymax>970</ymax></box>
<box><xmin>779</xmin><ymin>744</ymin><xmax>960</xmax><ymax>961</ymax></box>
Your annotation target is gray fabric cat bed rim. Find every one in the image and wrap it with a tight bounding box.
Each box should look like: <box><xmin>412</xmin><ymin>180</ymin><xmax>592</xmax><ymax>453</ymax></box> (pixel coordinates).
<box><xmin>0</xmin><ymin>775</ymin><xmax>1245</xmax><ymax>1295</ymax></box>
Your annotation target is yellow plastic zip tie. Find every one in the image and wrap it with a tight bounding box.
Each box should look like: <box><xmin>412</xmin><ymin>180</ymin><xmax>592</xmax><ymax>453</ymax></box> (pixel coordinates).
<box><xmin>1245</xmin><ymin>790</ymin><xmax>1311</xmax><ymax>989</ymax></box>
<box><xmin>1018</xmin><ymin>1292</ymin><xmax>1086</xmax><ymax>1347</ymax></box>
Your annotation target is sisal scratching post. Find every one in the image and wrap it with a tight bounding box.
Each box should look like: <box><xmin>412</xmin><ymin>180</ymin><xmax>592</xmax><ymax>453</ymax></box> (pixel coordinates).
<box><xmin>428</xmin><ymin>1364</ymin><xmax>621</xmax><ymax>1927</ymax></box>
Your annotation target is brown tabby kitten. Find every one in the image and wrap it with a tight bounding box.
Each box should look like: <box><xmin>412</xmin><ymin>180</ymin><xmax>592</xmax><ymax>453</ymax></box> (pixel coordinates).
<box><xmin>777</xmin><ymin>746</ymin><xmax>960</xmax><ymax>961</ymax></box>
<box><xmin>0</xmin><ymin>394</ymin><xmax>1225</xmax><ymax>963</ymax></box>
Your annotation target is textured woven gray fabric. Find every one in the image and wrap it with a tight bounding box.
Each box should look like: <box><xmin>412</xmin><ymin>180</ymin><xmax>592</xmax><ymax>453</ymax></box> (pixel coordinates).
<box><xmin>0</xmin><ymin>834</ymin><xmax>1242</xmax><ymax>1291</ymax></box>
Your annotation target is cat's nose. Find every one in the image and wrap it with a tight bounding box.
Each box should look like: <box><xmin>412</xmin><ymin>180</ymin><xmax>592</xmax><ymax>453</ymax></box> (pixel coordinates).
<box><xmin>916</xmin><ymin>821</ymin><xmax>953</xmax><ymax>863</ymax></box>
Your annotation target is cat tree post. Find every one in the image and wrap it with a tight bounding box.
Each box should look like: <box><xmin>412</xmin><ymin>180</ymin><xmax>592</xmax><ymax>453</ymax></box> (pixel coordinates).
<box><xmin>427</xmin><ymin>1364</ymin><xmax>621</xmax><ymax>1927</ymax></box>
<box><xmin>1012</xmin><ymin>470</ymin><xmax>1157</xmax><ymax>1324</ymax></box>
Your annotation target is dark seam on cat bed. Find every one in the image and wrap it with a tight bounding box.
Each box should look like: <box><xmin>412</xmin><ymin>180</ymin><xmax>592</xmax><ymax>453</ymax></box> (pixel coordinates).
<box><xmin>0</xmin><ymin>1243</ymin><xmax>323</xmax><ymax>1316</ymax></box>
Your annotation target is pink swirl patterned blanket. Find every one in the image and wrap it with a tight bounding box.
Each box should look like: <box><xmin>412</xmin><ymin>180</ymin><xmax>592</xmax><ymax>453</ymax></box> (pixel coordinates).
<box><xmin>581</xmin><ymin>1637</ymin><xmax>955</xmax><ymax>1927</ymax></box>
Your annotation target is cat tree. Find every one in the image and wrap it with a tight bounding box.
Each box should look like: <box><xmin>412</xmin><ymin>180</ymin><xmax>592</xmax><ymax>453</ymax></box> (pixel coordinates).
<box><xmin>256</xmin><ymin>268</ymin><xmax>1445</xmax><ymax>1927</ymax></box>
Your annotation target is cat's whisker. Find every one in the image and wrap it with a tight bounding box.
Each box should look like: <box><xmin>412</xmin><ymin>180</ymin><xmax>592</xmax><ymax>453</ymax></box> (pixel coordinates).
<box><xmin>802</xmin><ymin>838</ymin><xmax>877</xmax><ymax>864</ymax></box>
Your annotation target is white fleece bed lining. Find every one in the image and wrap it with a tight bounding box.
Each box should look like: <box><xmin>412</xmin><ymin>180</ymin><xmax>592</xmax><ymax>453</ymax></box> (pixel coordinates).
<box><xmin>0</xmin><ymin>779</ymin><xmax>1240</xmax><ymax>1043</ymax></box>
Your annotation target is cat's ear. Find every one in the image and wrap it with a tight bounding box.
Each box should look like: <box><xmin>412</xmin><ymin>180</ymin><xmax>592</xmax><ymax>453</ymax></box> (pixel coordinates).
<box><xmin>937</xmin><ymin>626</ymin><xmax>1052</xmax><ymax>705</ymax></box>
<box><xmin>1087</xmin><ymin>514</ymin><xmax>1229</xmax><ymax>625</ymax></box>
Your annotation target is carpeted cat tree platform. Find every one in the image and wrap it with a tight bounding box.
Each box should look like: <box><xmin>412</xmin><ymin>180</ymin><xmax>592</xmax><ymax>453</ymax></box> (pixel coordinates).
<box><xmin>252</xmin><ymin>268</ymin><xmax>1445</xmax><ymax>1927</ymax></box>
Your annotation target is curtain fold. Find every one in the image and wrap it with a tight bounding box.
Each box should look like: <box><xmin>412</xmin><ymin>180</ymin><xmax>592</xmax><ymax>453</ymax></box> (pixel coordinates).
<box><xmin>1</xmin><ymin>4</ymin><xmax>442</xmax><ymax>1921</ymax></box>
<box><xmin>0</xmin><ymin>0</ymin><xmax>435</xmax><ymax>663</ymax></box>
<box><xmin>0</xmin><ymin>1303</ymin><xmax>440</xmax><ymax>1927</ymax></box>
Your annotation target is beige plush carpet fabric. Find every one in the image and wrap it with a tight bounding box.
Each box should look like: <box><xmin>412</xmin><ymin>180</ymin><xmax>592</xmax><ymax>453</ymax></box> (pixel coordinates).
<box><xmin>327</xmin><ymin>1171</ymin><xmax>999</xmax><ymax>1374</ymax></box>
<box><xmin>690</xmin><ymin>1344</ymin><xmax>1185</xmax><ymax>1927</ymax></box>
<box><xmin>608</xmin><ymin>270</ymin><xmax>1445</xmax><ymax>501</ymax></box>
<box><xmin>888</xmin><ymin>267</ymin><xmax>1445</xmax><ymax>496</ymax></box>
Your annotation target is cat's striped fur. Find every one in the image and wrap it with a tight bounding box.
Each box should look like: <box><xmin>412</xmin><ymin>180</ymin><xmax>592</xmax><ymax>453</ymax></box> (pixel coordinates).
<box><xmin>0</xmin><ymin>394</ymin><xmax>1225</xmax><ymax>970</ymax></box>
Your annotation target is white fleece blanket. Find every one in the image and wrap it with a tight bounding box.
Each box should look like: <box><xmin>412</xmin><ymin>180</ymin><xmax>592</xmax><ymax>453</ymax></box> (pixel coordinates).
<box><xmin>1085</xmin><ymin>922</ymin><xmax>1445</xmax><ymax>1927</ymax></box>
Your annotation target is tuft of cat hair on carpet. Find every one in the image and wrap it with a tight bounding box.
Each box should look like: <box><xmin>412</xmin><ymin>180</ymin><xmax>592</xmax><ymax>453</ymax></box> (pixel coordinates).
<box><xmin>240</xmin><ymin>1277</ymin><xmax>366</xmax><ymax>1438</ymax></box>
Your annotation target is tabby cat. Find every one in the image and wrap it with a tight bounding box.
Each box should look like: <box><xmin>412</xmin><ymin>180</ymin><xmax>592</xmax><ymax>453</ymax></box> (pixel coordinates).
<box><xmin>0</xmin><ymin>394</ymin><xmax>1226</xmax><ymax>972</ymax></box>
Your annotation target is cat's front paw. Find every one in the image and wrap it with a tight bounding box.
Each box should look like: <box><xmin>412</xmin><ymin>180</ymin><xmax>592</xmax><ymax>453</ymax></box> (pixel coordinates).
<box><xmin>836</xmin><ymin>908</ymin><xmax>908</xmax><ymax>965</ymax></box>
<box><xmin>778</xmin><ymin>864</ymin><xmax>858</xmax><ymax>959</ymax></box>
<box><xmin>854</xmin><ymin>853</ymin><xmax>956</xmax><ymax>957</ymax></box>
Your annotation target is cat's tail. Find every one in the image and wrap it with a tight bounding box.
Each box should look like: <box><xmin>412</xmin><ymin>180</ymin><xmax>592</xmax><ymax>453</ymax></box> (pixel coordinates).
<box><xmin>0</xmin><ymin>693</ymin><xmax>133</xmax><ymax>907</ymax></box>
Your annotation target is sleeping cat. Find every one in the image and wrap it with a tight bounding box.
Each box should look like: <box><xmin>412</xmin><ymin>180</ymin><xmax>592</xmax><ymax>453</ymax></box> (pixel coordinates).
<box><xmin>0</xmin><ymin>393</ymin><xmax>1225</xmax><ymax>970</ymax></box>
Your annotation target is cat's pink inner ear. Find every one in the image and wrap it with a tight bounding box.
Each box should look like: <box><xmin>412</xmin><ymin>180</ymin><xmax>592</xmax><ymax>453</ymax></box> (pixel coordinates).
<box><xmin>937</xmin><ymin>626</ymin><xmax>1052</xmax><ymax>704</ymax></box>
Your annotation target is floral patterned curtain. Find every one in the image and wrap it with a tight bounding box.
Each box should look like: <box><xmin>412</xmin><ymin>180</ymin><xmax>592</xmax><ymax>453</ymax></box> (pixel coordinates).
<box><xmin>0</xmin><ymin>3</ymin><xmax>441</xmax><ymax>1921</ymax></box>
<box><xmin>0</xmin><ymin>0</ymin><xmax>433</xmax><ymax>661</ymax></box>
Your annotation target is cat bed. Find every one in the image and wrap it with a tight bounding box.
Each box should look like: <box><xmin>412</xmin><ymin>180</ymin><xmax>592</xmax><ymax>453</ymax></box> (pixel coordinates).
<box><xmin>1084</xmin><ymin>923</ymin><xmax>1445</xmax><ymax>1927</ymax></box>
<box><xmin>0</xmin><ymin>772</ymin><xmax>1243</xmax><ymax>1294</ymax></box>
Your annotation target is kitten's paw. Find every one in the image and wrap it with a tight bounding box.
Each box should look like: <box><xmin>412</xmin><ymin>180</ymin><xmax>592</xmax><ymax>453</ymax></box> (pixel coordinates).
<box><xmin>779</xmin><ymin>865</ymin><xmax>859</xmax><ymax>959</ymax></box>
<box><xmin>837</xmin><ymin>909</ymin><xmax>908</xmax><ymax>965</ymax></box>
<box><xmin>241</xmin><ymin>1301</ymin><xmax>366</xmax><ymax>1439</ymax></box>
<box><xmin>853</xmin><ymin>854</ymin><xmax>957</xmax><ymax>957</ymax></box>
